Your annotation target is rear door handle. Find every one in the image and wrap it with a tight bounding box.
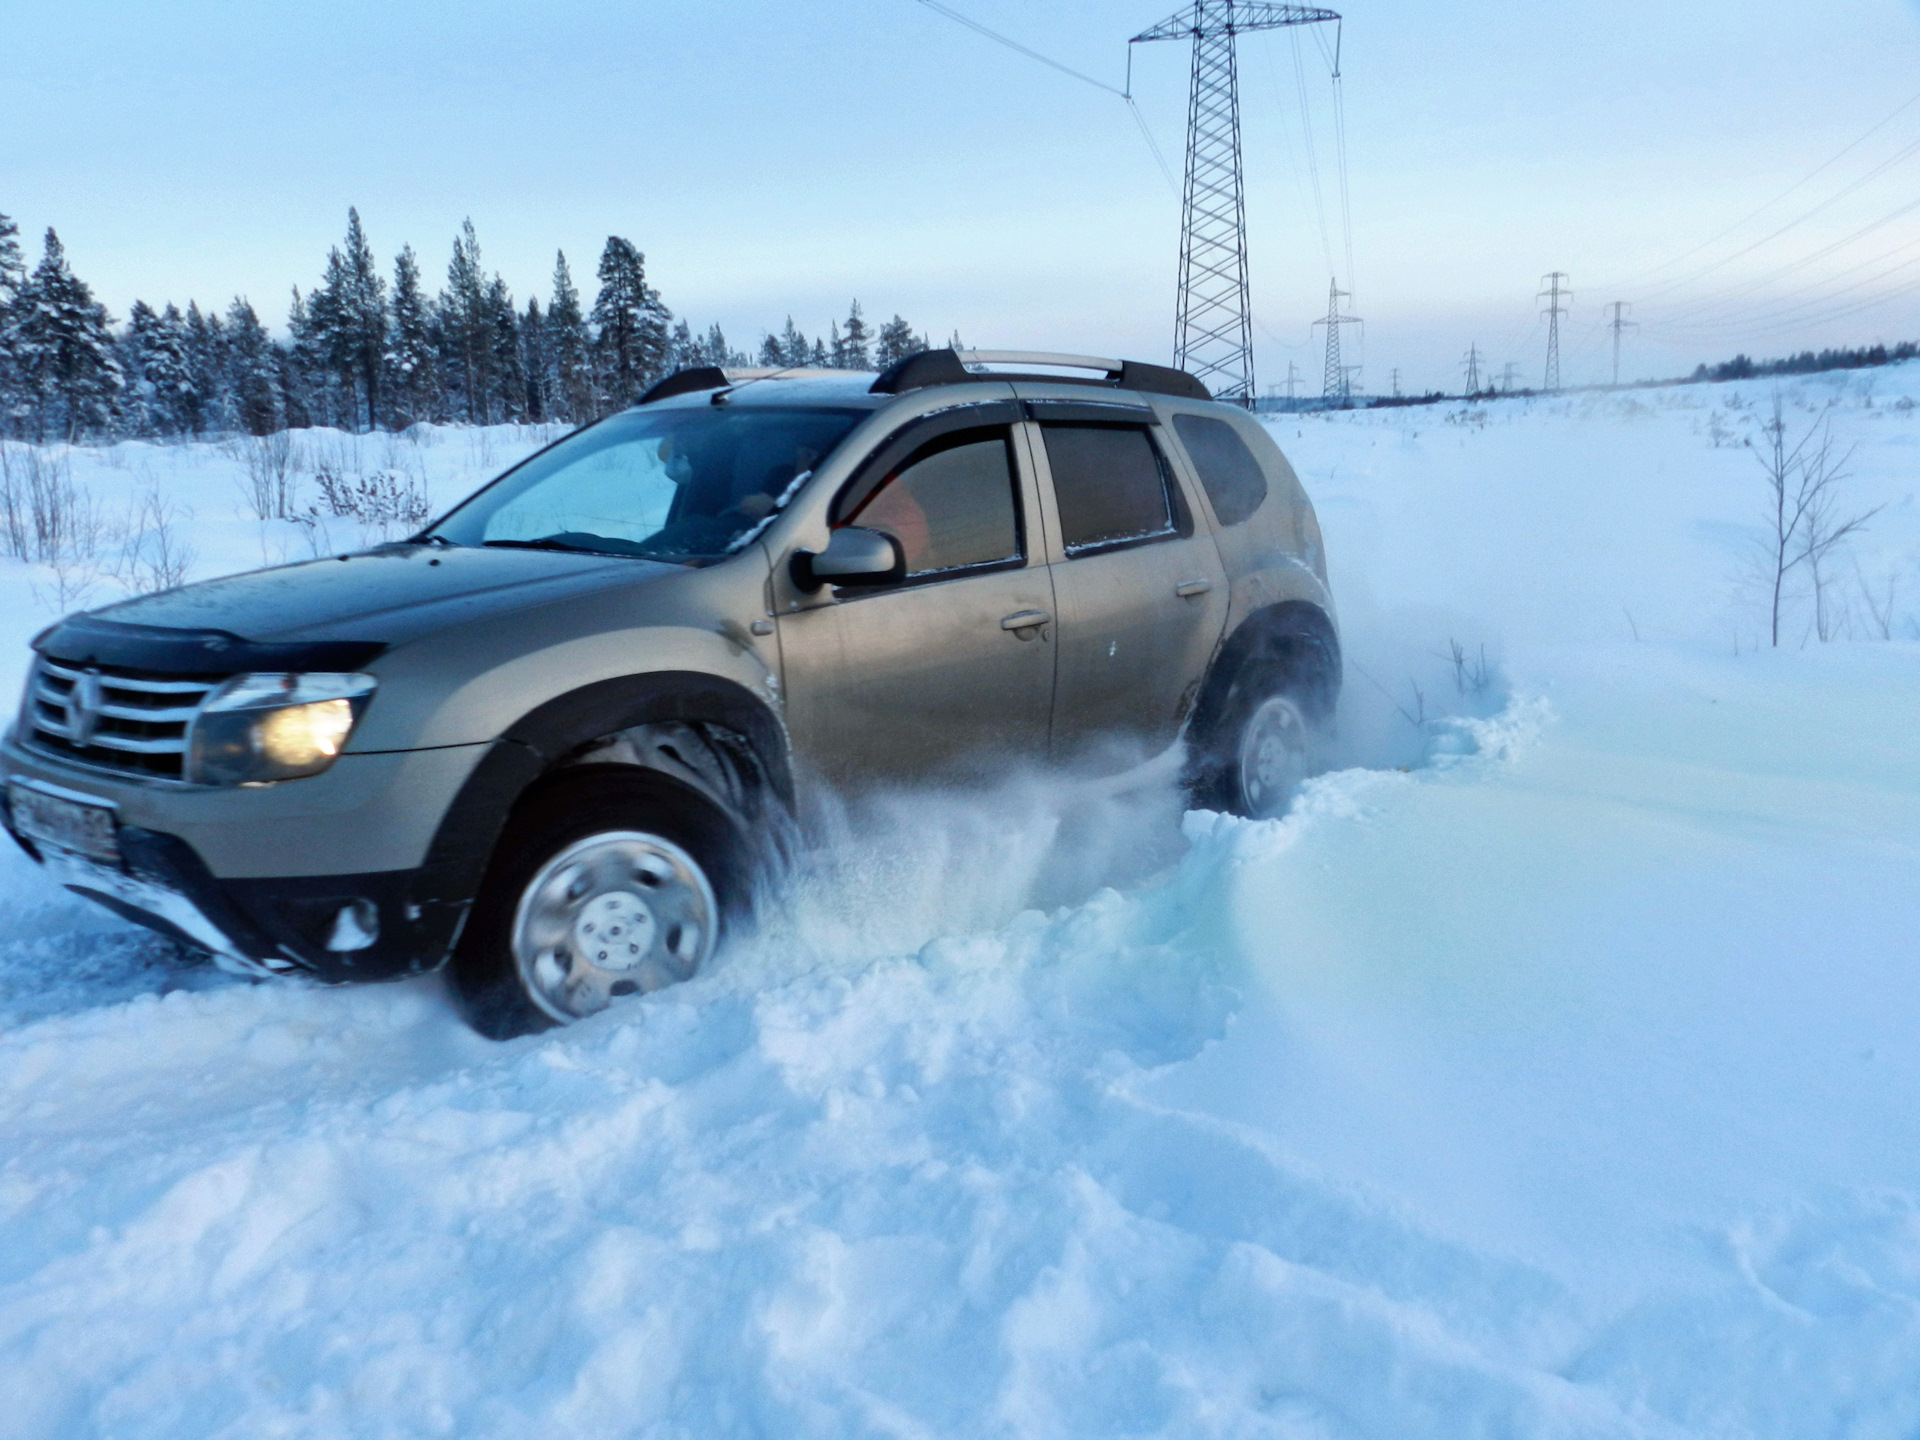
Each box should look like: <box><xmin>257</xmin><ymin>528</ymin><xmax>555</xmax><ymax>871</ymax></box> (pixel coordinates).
<box><xmin>1000</xmin><ymin>609</ymin><xmax>1051</xmax><ymax>631</ymax></box>
<box><xmin>1175</xmin><ymin>579</ymin><xmax>1213</xmax><ymax>598</ymax></box>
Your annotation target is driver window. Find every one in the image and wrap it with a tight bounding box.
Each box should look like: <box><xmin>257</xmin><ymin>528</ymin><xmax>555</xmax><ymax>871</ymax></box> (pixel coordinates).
<box><xmin>846</xmin><ymin>428</ymin><xmax>1023</xmax><ymax>580</ymax></box>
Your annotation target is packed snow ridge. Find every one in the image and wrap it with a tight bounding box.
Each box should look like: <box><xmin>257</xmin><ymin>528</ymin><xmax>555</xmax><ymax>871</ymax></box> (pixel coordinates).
<box><xmin>2</xmin><ymin>371</ymin><xmax>1920</xmax><ymax>1437</ymax></box>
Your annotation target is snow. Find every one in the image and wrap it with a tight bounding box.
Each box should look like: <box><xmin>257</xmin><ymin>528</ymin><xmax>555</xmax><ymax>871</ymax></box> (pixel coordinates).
<box><xmin>2</xmin><ymin>373</ymin><xmax>1920</xmax><ymax>1436</ymax></box>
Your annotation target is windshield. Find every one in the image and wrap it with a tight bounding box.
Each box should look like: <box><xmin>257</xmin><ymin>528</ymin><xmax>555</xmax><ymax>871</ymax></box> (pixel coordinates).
<box><xmin>426</xmin><ymin>406</ymin><xmax>866</xmax><ymax>562</ymax></box>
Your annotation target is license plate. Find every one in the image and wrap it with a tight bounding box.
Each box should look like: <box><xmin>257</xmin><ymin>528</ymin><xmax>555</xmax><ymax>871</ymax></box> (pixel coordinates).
<box><xmin>8</xmin><ymin>782</ymin><xmax>121</xmax><ymax>865</ymax></box>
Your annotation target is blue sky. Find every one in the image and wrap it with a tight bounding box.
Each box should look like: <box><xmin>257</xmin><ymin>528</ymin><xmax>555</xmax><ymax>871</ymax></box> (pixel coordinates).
<box><xmin>6</xmin><ymin>0</ymin><xmax>1920</xmax><ymax>393</ymax></box>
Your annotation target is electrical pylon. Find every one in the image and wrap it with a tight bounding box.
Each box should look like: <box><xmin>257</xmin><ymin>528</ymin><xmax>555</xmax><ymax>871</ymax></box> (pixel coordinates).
<box><xmin>1312</xmin><ymin>278</ymin><xmax>1362</xmax><ymax>400</ymax></box>
<box><xmin>1133</xmin><ymin>2</ymin><xmax>1341</xmax><ymax>405</ymax></box>
<box><xmin>1285</xmin><ymin>361</ymin><xmax>1301</xmax><ymax>398</ymax></box>
<box><xmin>1539</xmin><ymin>272</ymin><xmax>1571</xmax><ymax>391</ymax></box>
<box><xmin>1499</xmin><ymin>362</ymin><xmax>1520</xmax><ymax>393</ymax></box>
<box><xmin>1389</xmin><ymin>367</ymin><xmax>1401</xmax><ymax>397</ymax></box>
<box><xmin>1604</xmin><ymin>301</ymin><xmax>1637</xmax><ymax>386</ymax></box>
<box><xmin>1462</xmin><ymin>344</ymin><xmax>1483</xmax><ymax>396</ymax></box>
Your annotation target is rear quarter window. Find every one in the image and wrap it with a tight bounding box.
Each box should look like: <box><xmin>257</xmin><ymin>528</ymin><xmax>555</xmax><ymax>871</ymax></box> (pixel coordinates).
<box><xmin>1172</xmin><ymin>413</ymin><xmax>1268</xmax><ymax>527</ymax></box>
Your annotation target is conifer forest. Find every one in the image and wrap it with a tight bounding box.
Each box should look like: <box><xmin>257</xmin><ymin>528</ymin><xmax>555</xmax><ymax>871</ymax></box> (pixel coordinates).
<box><xmin>0</xmin><ymin>208</ymin><xmax>935</xmax><ymax>443</ymax></box>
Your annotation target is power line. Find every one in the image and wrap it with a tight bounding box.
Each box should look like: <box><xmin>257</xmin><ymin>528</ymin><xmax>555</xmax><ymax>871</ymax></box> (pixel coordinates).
<box><xmin>912</xmin><ymin>0</ymin><xmax>1124</xmax><ymax>95</ymax></box>
<box><xmin>1602</xmin><ymin>84</ymin><xmax>1920</xmax><ymax>293</ymax></box>
<box><xmin>907</xmin><ymin>0</ymin><xmax>1180</xmax><ymax>196</ymax></box>
<box><xmin>1631</xmin><ymin>132</ymin><xmax>1920</xmax><ymax>303</ymax></box>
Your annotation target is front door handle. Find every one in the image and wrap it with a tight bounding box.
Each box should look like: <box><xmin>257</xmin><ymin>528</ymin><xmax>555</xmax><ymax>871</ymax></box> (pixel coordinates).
<box><xmin>1000</xmin><ymin>609</ymin><xmax>1051</xmax><ymax>631</ymax></box>
<box><xmin>1175</xmin><ymin>578</ymin><xmax>1213</xmax><ymax>598</ymax></box>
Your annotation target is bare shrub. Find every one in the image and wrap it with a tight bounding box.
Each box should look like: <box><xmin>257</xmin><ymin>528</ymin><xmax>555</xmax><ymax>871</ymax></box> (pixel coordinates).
<box><xmin>112</xmin><ymin>488</ymin><xmax>197</xmax><ymax>594</ymax></box>
<box><xmin>0</xmin><ymin>441</ymin><xmax>102</xmax><ymax>566</ymax></box>
<box><xmin>1854</xmin><ymin>562</ymin><xmax>1905</xmax><ymax>641</ymax></box>
<box><xmin>1443</xmin><ymin>638</ymin><xmax>1493</xmax><ymax>697</ymax></box>
<box><xmin>1748</xmin><ymin>396</ymin><xmax>1880</xmax><ymax>646</ymax></box>
<box><xmin>232</xmin><ymin>430</ymin><xmax>297</xmax><ymax>520</ymax></box>
<box><xmin>293</xmin><ymin>467</ymin><xmax>432</xmax><ymax>553</ymax></box>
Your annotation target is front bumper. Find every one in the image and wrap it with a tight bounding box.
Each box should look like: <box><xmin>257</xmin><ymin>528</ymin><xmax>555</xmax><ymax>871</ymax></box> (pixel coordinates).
<box><xmin>1</xmin><ymin>732</ymin><xmax>496</xmax><ymax>982</ymax></box>
<box><xmin>3</xmin><ymin>808</ymin><xmax>471</xmax><ymax>982</ymax></box>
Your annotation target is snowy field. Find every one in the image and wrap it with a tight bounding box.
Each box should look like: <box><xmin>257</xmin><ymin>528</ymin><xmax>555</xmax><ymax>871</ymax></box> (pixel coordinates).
<box><xmin>2</xmin><ymin>371</ymin><xmax>1919</xmax><ymax>1437</ymax></box>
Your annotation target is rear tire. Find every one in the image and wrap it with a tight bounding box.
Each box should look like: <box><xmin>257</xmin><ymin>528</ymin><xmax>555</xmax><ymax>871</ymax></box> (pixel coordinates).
<box><xmin>450</xmin><ymin>767</ymin><xmax>746</xmax><ymax>1040</ymax></box>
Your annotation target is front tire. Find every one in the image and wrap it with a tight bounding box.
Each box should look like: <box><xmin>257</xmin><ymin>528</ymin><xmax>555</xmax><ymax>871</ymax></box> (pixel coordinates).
<box><xmin>450</xmin><ymin>768</ymin><xmax>744</xmax><ymax>1039</ymax></box>
<box><xmin>1188</xmin><ymin>632</ymin><xmax>1335</xmax><ymax>819</ymax></box>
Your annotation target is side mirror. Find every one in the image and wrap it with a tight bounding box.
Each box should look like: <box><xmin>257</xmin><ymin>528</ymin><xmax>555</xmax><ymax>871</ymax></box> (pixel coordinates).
<box><xmin>791</xmin><ymin>526</ymin><xmax>905</xmax><ymax>593</ymax></box>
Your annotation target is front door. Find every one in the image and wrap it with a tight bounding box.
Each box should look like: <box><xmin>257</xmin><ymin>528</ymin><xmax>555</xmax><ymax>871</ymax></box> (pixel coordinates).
<box><xmin>777</xmin><ymin>415</ymin><xmax>1056</xmax><ymax>789</ymax></box>
<box><xmin>1031</xmin><ymin>414</ymin><xmax>1229</xmax><ymax>761</ymax></box>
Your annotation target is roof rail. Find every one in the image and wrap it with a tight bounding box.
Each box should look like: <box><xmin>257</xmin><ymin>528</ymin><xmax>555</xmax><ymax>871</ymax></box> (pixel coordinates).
<box><xmin>869</xmin><ymin>348</ymin><xmax>1210</xmax><ymax>402</ymax></box>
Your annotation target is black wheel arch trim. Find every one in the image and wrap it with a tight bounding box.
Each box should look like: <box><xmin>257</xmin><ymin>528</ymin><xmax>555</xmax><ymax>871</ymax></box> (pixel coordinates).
<box><xmin>414</xmin><ymin>672</ymin><xmax>792</xmax><ymax>938</ymax></box>
<box><xmin>1187</xmin><ymin>601</ymin><xmax>1342</xmax><ymax>751</ymax></box>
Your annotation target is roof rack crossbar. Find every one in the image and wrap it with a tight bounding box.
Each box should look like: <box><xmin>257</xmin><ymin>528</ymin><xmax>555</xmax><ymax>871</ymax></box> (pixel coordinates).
<box><xmin>870</xmin><ymin>348</ymin><xmax>1210</xmax><ymax>402</ymax></box>
<box><xmin>954</xmin><ymin>350</ymin><xmax>1126</xmax><ymax>374</ymax></box>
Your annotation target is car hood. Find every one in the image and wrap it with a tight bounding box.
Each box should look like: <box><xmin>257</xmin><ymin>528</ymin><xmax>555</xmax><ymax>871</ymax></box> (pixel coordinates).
<box><xmin>45</xmin><ymin>545</ymin><xmax>680</xmax><ymax>668</ymax></box>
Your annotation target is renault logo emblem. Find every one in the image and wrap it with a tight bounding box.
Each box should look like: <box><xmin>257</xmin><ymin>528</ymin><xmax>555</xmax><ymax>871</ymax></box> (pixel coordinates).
<box><xmin>68</xmin><ymin>669</ymin><xmax>103</xmax><ymax>747</ymax></box>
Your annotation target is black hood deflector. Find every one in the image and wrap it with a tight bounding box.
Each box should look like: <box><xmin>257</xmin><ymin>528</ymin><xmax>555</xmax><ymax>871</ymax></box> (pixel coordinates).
<box><xmin>34</xmin><ymin>617</ymin><xmax>387</xmax><ymax>677</ymax></box>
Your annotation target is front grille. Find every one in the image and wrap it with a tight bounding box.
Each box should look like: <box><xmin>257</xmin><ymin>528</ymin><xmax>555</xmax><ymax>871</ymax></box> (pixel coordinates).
<box><xmin>25</xmin><ymin>659</ymin><xmax>224</xmax><ymax>781</ymax></box>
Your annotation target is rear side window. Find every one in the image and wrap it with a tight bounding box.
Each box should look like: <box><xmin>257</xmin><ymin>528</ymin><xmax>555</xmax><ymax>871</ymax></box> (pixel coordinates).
<box><xmin>1041</xmin><ymin>424</ymin><xmax>1177</xmax><ymax>555</ymax></box>
<box><xmin>1173</xmin><ymin>414</ymin><xmax>1268</xmax><ymax>526</ymax></box>
<box><xmin>846</xmin><ymin>428</ymin><xmax>1022</xmax><ymax>579</ymax></box>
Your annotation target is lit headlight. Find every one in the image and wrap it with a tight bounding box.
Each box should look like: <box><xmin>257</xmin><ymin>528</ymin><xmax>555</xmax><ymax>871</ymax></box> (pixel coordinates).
<box><xmin>188</xmin><ymin>673</ymin><xmax>377</xmax><ymax>785</ymax></box>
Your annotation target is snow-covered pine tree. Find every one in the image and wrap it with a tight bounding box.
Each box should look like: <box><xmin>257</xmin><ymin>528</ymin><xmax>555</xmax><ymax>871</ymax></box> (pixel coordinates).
<box><xmin>440</xmin><ymin>219</ymin><xmax>491</xmax><ymax>425</ymax></box>
<box><xmin>757</xmin><ymin>332</ymin><xmax>783</xmax><ymax>367</ymax></box>
<box><xmin>840</xmin><ymin>301</ymin><xmax>870</xmax><ymax>371</ymax></box>
<box><xmin>182</xmin><ymin>302</ymin><xmax>223</xmax><ymax>435</ymax></box>
<box><xmin>667</xmin><ymin>318</ymin><xmax>695</xmax><ymax>374</ymax></box>
<box><xmin>591</xmin><ymin>236</ymin><xmax>670</xmax><ymax>408</ymax></box>
<box><xmin>0</xmin><ymin>212</ymin><xmax>22</xmax><ymax>310</ymax></box>
<box><xmin>386</xmin><ymin>245</ymin><xmax>438</xmax><ymax>427</ymax></box>
<box><xmin>486</xmin><ymin>275</ymin><xmax>523</xmax><ymax>424</ymax></box>
<box><xmin>119</xmin><ymin>300</ymin><xmax>164</xmax><ymax>435</ymax></box>
<box><xmin>809</xmin><ymin>338</ymin><xmax>829</xmax><ymax>368</ymax></box>
<box><xmin>224</xmin><ymin>298</ymin><xmax>279</xmax><ymax>436</ymax></box>
<box><xmin>777</xmin><ymin>317</ymin><xmax>809</xmax><ymax>369</ymax></box>
<box><xmin>0</xmin><ymin>212</ymin><xmax>23</xmax><ymax>432</ymax></box>
<box><xmin>121</xmin><ymin>301</ymin><xmax>194</xmax><ymax>435</ymax></box>
<box><xmin>283</xmin><ymin>286</ymin><xmax>321</xmax><ymax>429</ymax></box>
<box><xmin>520</xmin><ymin>298</ymin><xmax>550</xmax><ymax>423</ymax></box>
<box><xmin>13</xmin><ymin>228</ymin><xmax>122</xmax><ymax>441</ymax></box>
<box><xmin>873</xmin><ymin>314</ymin><xmax>923</xmax><ymax>371</ymax></box>
<box><xmin>311</xmin><ymin>209</ymin><xmax>386</xmax><ymax>431</ymax></box>
<box><xmin>548</xmin><ymin>251</ymin><xmax>595</xmax><ymax>425</ymax></box>
<box><xmin>700</xmin><ymin>323</ymin><xmax>739</xmax><ymax>368</ymax></box>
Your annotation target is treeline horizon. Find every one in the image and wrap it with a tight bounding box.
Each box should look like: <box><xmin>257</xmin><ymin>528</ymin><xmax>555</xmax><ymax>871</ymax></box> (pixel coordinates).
<box><xmin>0</xmin><ymin>209</ymin><xmax>941</xmax><ymax>444</ymax></box>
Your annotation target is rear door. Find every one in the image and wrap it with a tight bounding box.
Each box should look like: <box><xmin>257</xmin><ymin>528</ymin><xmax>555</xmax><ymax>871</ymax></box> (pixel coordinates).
<box><xmin>775</xmin><ymin>405</ymin><xmax>1057</xmax><ymax>787</ymax></box>
<box><xmin>1028</xmin><ymin>404</ymin><xmax>1229</xmax><ymax>761</ymax></box>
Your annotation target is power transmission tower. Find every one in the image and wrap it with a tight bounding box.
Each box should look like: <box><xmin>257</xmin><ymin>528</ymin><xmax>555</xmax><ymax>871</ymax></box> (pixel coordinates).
<box><xmin>1462</xmin><ymin>343</ymin><xmax>1483</xmax><ymax>396</ymax></box>
<box><xmin>1312</xmin><ymin>278</ymin><xmax>1362</xmax><ymax>400</ymax></box>
<box><xmin>1285</xmin><ymin>360</ymin><xmax>1301</xmax><ymax>398</ymax></box>
<box><xmin>1499</xmin><ymin>362</ymin><xmax>1520</xmax><ymax>393</ymax></box>
<box><xmin>1389</xmin><ymin>366</ymin><xmax>1401</xmax><ymax>397</ymax></box>
<box><xmin>1538</xmin><ymin>272</ymin><xmax>1571</xmax><ymax>391</ymax></box>
<box><xmin>1133</xmin><ymin>2</ymin><xmax>1342</xmax><ymax>404</ymax></box>
<box><xmin>1604</xmin><ymin>301</ymin><xmax>1638</xmax><ymax>386</ymax></box>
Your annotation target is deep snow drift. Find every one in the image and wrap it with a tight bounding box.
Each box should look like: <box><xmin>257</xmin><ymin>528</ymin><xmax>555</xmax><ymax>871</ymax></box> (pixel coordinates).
<box><xmin>2</xmin><ymin>374</ymin><xmax>1918</xmax><ymax>1438</ymax></box>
